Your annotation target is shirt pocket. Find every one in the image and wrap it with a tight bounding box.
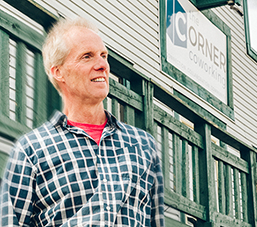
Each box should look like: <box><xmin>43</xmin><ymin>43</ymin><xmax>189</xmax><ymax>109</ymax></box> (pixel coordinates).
<box><xmin>114</xmin><ymin>145</ymin><xmax>152</xmax><ymax>191</ymax></box>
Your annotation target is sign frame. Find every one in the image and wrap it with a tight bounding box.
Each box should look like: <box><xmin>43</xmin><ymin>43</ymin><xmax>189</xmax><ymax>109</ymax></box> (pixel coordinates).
<box><xmin>159</xmin><ymin>0</ymin><xmax>234</xmax><ymax>120</ymax></box>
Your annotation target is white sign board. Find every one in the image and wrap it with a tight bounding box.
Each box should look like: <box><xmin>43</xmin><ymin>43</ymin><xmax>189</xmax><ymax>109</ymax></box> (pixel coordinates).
<box><xmin>166</xmin><ymin>0</ymin><xmax>227</xmax><ymax>104</ymax></box>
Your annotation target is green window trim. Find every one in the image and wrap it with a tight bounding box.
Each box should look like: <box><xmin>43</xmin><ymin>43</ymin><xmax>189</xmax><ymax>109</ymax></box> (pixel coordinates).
<box><xmin>189</xmin><ymin>0</ymin><xmax>241</xmax><ymax>10</ymax></box>
<box><xmin>243</xmin><ymin>0</ymin><xmax>257</xmax><ymax>62</ymax></box>
<box><xmin>0</xmin><ymin>9</ymin><xmax>61</xmax><ymax>141</ymax></box>
<box><xmin>3</xmin><ymin>0</ymin><xmax>57</xmax><ymax>31</ymax></box>
<box><xmin>159</xmin><ymin>0</ymin><xmax>234</xmax><ymax>120</ymax></box>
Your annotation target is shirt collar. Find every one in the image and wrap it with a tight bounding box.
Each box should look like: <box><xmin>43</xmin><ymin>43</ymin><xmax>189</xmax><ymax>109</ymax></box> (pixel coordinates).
<box><xmin>49</xmin><ymin>110</ymin><xmax>121</xmax><ymax>130</ymax></box>
<box><xmin>104</xmin><ymin>110</ymin><xmax>121</xmax><ymax>129</ymax></box>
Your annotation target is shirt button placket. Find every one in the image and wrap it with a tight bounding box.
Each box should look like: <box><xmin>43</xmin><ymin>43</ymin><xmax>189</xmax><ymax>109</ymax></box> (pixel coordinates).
<box><xmin>102</xmin><ymin>177</ymin><xmax>110</xmax><ymax>212</ymax></box>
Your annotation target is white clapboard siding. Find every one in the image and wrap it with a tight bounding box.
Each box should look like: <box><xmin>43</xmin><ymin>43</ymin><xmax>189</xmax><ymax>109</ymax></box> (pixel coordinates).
<box><xmin>115</xmin><ymin>0</ymin><xmax>158</xmax><ymax>28</ymax></box>
<box><xmin>233</xmin><ymin>91</ymin><xmax>257</xmax><ymax>122</ymax></box>
<box><xmin>233</xmin><ymin>68</ymin><xmax>257</xmax><ymax>99</ymax></box>
<box><xmin>233</xmin><ymin>93</ymin><xmax>257</xmax><ymax>127</ymax></box>
<box><xmin>232</xmin><ymin>35</ymin><xmax>247</xmax><ymax>52</ymax></box>
<box><xmin>34</xmin><ymin>0</ymin><xmax>161</xmax><ymax>73</ymax></box>
<box><xmin>91</xmin><ymin>1</ymin><xmax>159</xmax><ymax>54</ymax></box>
<box><xmin>213</xmin><ymin>6</ymin><xmax>257</xmax><ymax>146</ymax></box>
<box><xmin>100</xmin><ymin>0</ymin><xmax>159</xmax><ymax>47</ymax></box>
<box><xmin>139</xmin><ymin>0</ymin><xmax>159</xmax><ymax>16</ymax></box>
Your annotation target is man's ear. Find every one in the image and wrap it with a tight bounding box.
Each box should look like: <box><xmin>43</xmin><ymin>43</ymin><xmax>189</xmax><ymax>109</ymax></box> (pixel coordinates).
<box><xmin>50</xmin><ymin>66</ymin><xmax>65</xmax><ymax>82</ymax></box>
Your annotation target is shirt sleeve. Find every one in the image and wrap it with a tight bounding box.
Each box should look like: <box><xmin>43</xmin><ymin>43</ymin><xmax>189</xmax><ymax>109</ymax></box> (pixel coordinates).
<box><xmin>150</xmin><ymin>148</ymin><xmax>165</xmax><ymax>227</ymax></box>
<box><xmin>0</xmin><ymin>142</ymin><xmax>36</xmax><ymax>227</ymax></box>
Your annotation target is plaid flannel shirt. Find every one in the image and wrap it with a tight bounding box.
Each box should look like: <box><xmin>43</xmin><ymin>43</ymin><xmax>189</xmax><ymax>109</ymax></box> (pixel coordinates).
<box><xmin>0</xmin><ymin>111</ymin><xmax>164</xmax><ymax>227</ymax></box>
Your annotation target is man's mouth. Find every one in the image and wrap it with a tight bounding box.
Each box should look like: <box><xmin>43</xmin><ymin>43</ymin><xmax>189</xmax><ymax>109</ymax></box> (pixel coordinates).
<box><xmin>91</xmin><ymin>77</ymin><xmax>105</xmax><ymax>82</ymax></box>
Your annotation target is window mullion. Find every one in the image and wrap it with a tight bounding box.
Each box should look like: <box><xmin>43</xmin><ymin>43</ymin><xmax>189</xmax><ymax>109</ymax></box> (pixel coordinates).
<box><xmin>15</xmin><ymin>41</ymin><xmax>27</xmax><ymax>125</ymax></box>
<box><xmin>34</xmin><ymin>52</ymin><xmax>47</xmax><ymax>127</ymax></box>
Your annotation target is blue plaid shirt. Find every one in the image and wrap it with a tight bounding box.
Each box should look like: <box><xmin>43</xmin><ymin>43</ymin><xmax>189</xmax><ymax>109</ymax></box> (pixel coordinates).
<box><xmin>0</xmin><ymin>111</ymin><xmax>164</xmax><ymax>227</ymax></box>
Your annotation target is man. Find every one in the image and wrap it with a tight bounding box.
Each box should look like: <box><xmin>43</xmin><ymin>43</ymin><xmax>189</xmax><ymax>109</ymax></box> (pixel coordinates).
<box><xmin>0</xmin><ymin>17</ymin><xmax>164</xmax><ymax>226</ymax></box>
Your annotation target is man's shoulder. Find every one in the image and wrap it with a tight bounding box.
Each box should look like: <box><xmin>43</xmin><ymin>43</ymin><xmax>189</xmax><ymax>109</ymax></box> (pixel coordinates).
<box><xmin>17</xmin><ymin>120</ymin><xmax>53</xmax><ymax>147</ymax></box>
<box><xmin>20</xmin><ymin>111</ymin><xmax>65</xmax><ymax>140</ymax></box>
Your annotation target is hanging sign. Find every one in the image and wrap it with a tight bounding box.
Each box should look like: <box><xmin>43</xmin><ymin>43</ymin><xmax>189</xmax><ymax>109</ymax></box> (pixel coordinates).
<box><xmin>166</xmin><ymin>0</ymin><xmax>227</xmax><ymax>103</ymax></box>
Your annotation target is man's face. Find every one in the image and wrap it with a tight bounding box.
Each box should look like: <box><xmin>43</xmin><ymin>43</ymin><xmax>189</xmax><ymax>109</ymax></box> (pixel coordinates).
<box><xmin>56</xmin><ymin>26</ymin><xmax>110</xmax><ymax>105</ymax></box>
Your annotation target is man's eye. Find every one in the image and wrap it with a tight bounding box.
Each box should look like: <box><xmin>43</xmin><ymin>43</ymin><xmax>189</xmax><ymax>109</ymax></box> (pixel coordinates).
<box><xmin>102</xmin><ymin>54</ymin><xmax>108</xmax><ymax>59</ymax></box>
<box><xmin>84</xmin><ymin>55</ymin><xmax>90</xmax><ymax>59</ymax></box>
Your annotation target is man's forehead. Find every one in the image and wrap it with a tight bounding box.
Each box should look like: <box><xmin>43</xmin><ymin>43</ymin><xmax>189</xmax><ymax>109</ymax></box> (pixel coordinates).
<box><xmin>65</xmin><ymin>26</ymin><xmax>106</xmax><ymax>48</ymax></box>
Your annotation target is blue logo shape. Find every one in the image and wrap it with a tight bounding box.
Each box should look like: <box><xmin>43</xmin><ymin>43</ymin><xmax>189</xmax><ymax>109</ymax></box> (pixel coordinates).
<box><xmin>166</xmin><ymin>0</ymin><xmax>187</xmax><ymax>48</ymax></box>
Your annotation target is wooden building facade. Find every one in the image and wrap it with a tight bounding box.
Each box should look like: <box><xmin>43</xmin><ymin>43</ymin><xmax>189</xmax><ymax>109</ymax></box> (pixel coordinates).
<box><xmin>0</xmin><ymin>0</ymin><xmax>257</xmax><ymax>226</ymax></box>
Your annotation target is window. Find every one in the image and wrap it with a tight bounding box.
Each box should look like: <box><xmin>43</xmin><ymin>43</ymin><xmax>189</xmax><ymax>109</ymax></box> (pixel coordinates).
<box><xmin>0</xmin><ymin>7</ymin><xmax>61</xmax><ymax>141</ymax></box>
<box><xmin>243</xmin><ymin>0</ymin><xmax>257</xmax><ymax>61</ymax></box>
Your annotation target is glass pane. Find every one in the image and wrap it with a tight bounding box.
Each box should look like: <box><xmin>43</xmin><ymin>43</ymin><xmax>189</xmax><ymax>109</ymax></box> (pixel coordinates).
<box><xmin>246</xmin><ymin>0</ymin><xmax>257</xmax><ymax>53</ymax></box>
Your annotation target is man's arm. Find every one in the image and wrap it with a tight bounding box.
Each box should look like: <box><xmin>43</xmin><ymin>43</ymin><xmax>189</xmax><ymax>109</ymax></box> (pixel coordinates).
<box><xmin>150</xmin><ymin>152</ymin><xmax>165</xmax><ymax>227</ymax></box>
<box><xmin>0</xmin><ymin>143</ymin><xmax>35</xmax><ymax>227</ymax></box>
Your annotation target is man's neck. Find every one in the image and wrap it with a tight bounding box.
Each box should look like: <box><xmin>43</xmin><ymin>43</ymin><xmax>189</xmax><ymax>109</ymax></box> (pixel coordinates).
<box><xmin>63</xmin><ymin>101</ymin><xmax>106</xmax><ymax>125</ymax></box>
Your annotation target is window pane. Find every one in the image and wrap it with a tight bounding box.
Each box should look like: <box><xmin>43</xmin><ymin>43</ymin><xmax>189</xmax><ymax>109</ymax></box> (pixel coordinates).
<box><xmin>247</xmin><ymin>0</ymin><xmax>257</xmax><ymax>53</ymax></box>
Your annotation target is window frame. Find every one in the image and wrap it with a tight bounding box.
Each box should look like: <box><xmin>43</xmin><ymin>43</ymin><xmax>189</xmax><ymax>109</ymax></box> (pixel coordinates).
<box><xmin>243</xmin><ymin>0</ymin><xmax>257</xmax><ymax>62</ymax></box>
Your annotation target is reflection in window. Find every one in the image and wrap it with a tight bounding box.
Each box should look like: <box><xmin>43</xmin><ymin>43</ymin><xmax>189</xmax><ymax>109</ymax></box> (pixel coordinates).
<box><xmin>244</xmin><ymin>0</ymin><xmax>257</xmax><ymax>60</ymax></box>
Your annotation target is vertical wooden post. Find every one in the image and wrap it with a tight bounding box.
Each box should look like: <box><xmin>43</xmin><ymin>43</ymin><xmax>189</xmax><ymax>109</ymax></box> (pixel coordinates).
<box><xmin>248</xmin><ymin>151</ymin><xmax>257</xmax><ymax>227</ymax></box>
<box><xmin>182</xmin><ymin>139</ymin><xmax>189</xmax><ymax>198</ymax></box>
<box><xmin>233</xmin><ymin>168</ymin><xmax>241</xmax><ymax>219</ymax></box>
<box><xmin>218</xmin><ymin>161</ymin><xmax>225</xmax><ymax>214</ymax></box>
<box><xmin>34</xmin><ymin>53</ymin><xmax>47</xmax><ymax>127</ymax></box>
<box><xmin>241</xmin><ymin>149</ymin><xmax>257</xmax><ymax>227</ymax></box>
<box><xmin>162</xmin><ymin>127</ymin><xmax>171</xmax><ymax>189</ymax></box>
<box><xmin>111</xmin><ymin>98</ymin><xmax>119</xmax><ymax>119</ymax></box>
<box><xmin>15</xmin><ymin>41</ymin><xmax>27</xmax><ymax>125</ymax></box>
<box><xmin>241</xmin><ymin>172</ymin><xmax>248</xmax><ymax>223</ymax></box>
<box><xmin>173</xmin><ymin>133</ymin><xmax>181</xmax><ymax>194</ymax></box>
<box><xmin>124</xmin><ymin>105</ymin><xmax>135</xmax><ymax>126</ymax></box>
<box><xmin>225</xmin><ymin>164</ymin><xmax>233</xmax><ymax>217</ymax></box>
<box><xmin>143</xmin><ymin>80</ymin><xmax>154</xmax><ymax>135</ymax></box>
<box><xmin>195</xmin><ymin>123</ymin><xmax>216</xmax><ymax>225</ymax></box>
<box><xmin>192</xmin><ymin>145</ymin><xmax>200</xmax><ymax>203</ymax></box>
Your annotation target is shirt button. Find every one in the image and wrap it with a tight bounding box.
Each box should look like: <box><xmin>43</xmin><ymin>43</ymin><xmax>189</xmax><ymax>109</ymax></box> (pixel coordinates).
<box><xmin>106</xmin><ymin>206</ymin><xmax>111</xmax><ymax>211</ymax></box>
<box><xmin>97</xmin><ymin>154</ymin><xmax>102</xmax><ymax>158</ymax></box>
<box><xmin>103</xmin><ymin>178</ymin><xmax>107</xmax><ymax>183</ymax></box>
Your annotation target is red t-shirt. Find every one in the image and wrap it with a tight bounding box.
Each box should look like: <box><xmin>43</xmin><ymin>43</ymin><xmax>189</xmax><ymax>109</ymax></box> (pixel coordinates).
<box><xmin>67</xmin><ymin>118</ymin><xmax>108</xmax><ymax>145</ymax></box>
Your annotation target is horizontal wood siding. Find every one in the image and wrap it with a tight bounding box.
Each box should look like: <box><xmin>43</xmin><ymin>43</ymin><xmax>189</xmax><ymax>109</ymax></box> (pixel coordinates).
<box><xmin>212</xmin><ymin>5</ymin><xmax>257</xmax><ymax>147</ymax></box>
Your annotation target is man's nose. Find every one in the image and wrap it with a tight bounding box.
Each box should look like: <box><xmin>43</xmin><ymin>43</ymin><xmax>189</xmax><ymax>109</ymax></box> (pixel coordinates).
<box><xmin>94</xmin><ymin>56</ymin><xmax>109</xmax><ymax>71</ymax></box>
